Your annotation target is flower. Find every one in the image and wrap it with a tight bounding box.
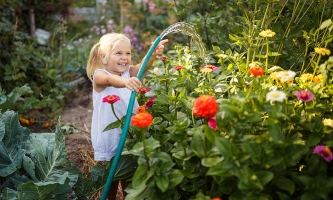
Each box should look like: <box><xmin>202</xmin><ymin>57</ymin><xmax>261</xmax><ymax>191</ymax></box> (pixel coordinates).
<box><xmin>131</xmin><ymin>112</ymin><xmax>153</xmax><ymax>128</ymax></box>
<box><xmin>212</xmin><ymin>198</ymin><xmax>222</xmax><ymax>200</ymax></box>
<box><xmin>153</xmin><ymin>67</ymin><xmax>163</xmax><ymax>75</ymax></box>
<box><xmin>200</xmin><ymin>65</ymin><xmax>217</xmax><ymax>73</ymax></box>
<box><xmin>314</xmin><ymin>145</ymin><xmax>333</xmax><ymax>162</ymax></box>
<box><xmin>266</xmin><ymin>90</ymin><xmax>287</xmax><ymax>102</ymax></box>
<box><xmin>271</xmin><ymin>70</ymin><xmax>296</xmax><ymax>84</ymax></box>
<box><xmin>249</xmin><ymin>64</ymin><xmax>264</xmax><ymax>77</ymax></box>
<box><xmin>136</xmin><ymin>106</ymin><xmax>147</xmax><ymax>114</ymax></box>
<box><xmin>208</xmin><ymin>117</ymin><xmax>217</xmax><ymax>130</ymax></box>
<box><xmin>160</xmin><ymin>56</ymin><xmax>168</xmax><ymax>61</ymax></box>
<box><xmin>144</xmin><ymin>96</ymin><xmax>155</xmax><ymax>108</ymax></box>
<box><xmin>313</xmin><ymin>74</ymin><xmax>323</xmax><ymax>83</ymax></box>
<box><xmin>193</xmin><ymin>95</ymin><xmax>218</xmax><ymax>119</ymax></box>
<box><xmin>314</xmin><ymin>47</ymin><xmax>331</xmax><ymax>56</ymax></box>
<box><xmin>102</xmin><ymin>95</ymin><xmax>120</xmax><ymax>104</ymax></box>
<box><xmin>259</xmin><ymin>29</ymin><xmax>276</xmax><ymax>37</ymax></box>
<box><xmin>323</xmin><ymin>118</ymin><xmax>333</xmax><ymax>128</ymax></box>
<box><xmin>295</xmin><ymin>90</ymin><xmax>314</xmax><ymax>102</ymax></box>
<box><xmin>300</xmin><ymin>73</ymin><xmax>313</xmax><ymax>82</ymax></box>
<box><xmin>138</xmin><ymin>87</ymin><xmax>151</xmax><ymax>94</ymax></box>
<box><xmin>174</xmin><ymin>65</ymin><xmax>184</xmax><ymax>71</ymax></box>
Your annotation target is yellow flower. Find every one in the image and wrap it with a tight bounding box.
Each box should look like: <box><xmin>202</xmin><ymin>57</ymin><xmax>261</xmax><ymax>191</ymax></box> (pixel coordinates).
<box><xmin>313</xmin><ymin>74</ymin><xmax>323</xmax><ymax>83</ymax></box>
<box><xmin>300</xmin><ymin>73</ymin><xmax>313</xmax><ymax>82</ymax></box>
<box><xmin>314</xmin><ymin>47</ymin><xmax>331</xmax><ymax>56</ymax></box>
<box><xmin>323</xmin><ymin>118</ymin><xmax>333</xmax><ymax>128</ymax></box>
<box><xmin>200</xmin><ymin>67</ymin><xmax>212</xmax><ymax>73</ymax></box>
<box><xmin>259</xmin><ymin>29</ymin><xmax>276</xmax><ymax>38</ymax></box>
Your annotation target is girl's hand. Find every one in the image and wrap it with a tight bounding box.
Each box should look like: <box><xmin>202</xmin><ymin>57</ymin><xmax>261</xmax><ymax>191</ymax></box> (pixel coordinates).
<box><xmin>152</xmin><ymin>39</ymin><xmax>168</xmax><ymax>56</ymax></box>
<box><xmin>125</xmin><ymin>77</ymin><xmax>141</xmax><ymax>91</ymax></box>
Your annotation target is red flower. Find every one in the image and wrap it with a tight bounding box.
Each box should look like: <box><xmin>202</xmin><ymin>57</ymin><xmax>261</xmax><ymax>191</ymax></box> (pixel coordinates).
<box><xmin>249</xmin><ymin>65</ymin><xmax>264</xmax><ymax>77</ymax></box>
<box><xmin>102</xmin><ymin>95</ymin><xmax>120</xmax><ymax>104</ymax></box>
<box><xmin>212</xmin><ymin>198</ymin><xmax>222</xmax><ymax>200</ymax></box>
<box><xmin>208</xmin><ymin>117</ymin><xmax>217</xmax><ymax>130</ymax></box>
<box><xmin>160</xmin><ymin>56</ymin><xmax>168</xmax><ymax>61</ymax></box>
<box><xmin>144</xmin><ymin>96</ymin><xmax>155</xmax><ymax>108</ymax></box>
<box><xmin>193</xmin><ymin>95</ymin><xmax>218</xmax><ymax>119</ymax></box>
<box><xmin>131</xmin><ymin>112</ymin><xmax>153</xmax><ymax>128</ymax></box>
<box><xmin>174</xmin><ymin>65</ymin><xmax>184</xmax><ymax>71</ymax></box>
<box><xmin>138</xmin><ymin>87</ymin><xmax>151</xmax><ymax>94</ymax></box>
<box><xmin>203</xmin><ymin>65</ymin><xmax>217</xmax><ymax>71</ymax></box>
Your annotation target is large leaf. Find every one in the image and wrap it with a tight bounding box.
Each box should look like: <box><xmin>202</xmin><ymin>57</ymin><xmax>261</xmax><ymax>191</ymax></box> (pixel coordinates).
<box><xmin>0</xmin><ymin>111</ymin><xmax>29</xmax><ymax>177</ymax></box>
<box><xmin>16</xmin><ymin>117</ymin><xmax>80</xmax><ymax>199</ymax></box>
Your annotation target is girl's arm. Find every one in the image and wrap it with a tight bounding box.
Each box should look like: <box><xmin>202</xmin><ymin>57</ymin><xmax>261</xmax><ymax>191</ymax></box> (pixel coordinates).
<box><xmin>130</xmin><ymin>39</ymin><xmax>168</xmax><ymax>77</ymax></box>
<box><xmin>93</xmin><ymin>71</ymin><xmax>141</xmax><ymax>92</ymax></box>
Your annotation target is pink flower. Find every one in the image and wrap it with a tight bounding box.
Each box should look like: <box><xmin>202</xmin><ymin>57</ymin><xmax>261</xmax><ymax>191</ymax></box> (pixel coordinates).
<box><xmin>174</xmin><ymin>65</ymin><xmax>184</xmax><ymax>71</ymax></box>
<box><xmin>314</xmin><ymin>145</ymin><xmax>333</xmax><ymax>162</ymax></box>
<box><xmin>138</xmin><ymin>88</ymin><xmax>151</xmax><ymax>94</ymax></box>
<box><xmin>160</xmin><ymin>56</ymin><xmax>168</xmax><ymax>61</ymax></box>
<box><xmin>208</xmin><ymin>117</ymin><xmax>217</xmax><ymax>130</ymax></box>
<box><xmin>295</xmin><ymin>90</ymin><xmax>314</xmax><ymax>102</ymax></box>
<box><xmin>202</xmin><ymin>65</ymin><xmax>218</xmax><ymax>71</ymax></box>
<box><xmin>144</xmin><ymin>97</ymin><xmax>155</xmax><ymax>108</ymax></box>
<box><xmin>102</xmin><ymin>95</ymin><xmax>120</xmax><ymax>104</ymax></box>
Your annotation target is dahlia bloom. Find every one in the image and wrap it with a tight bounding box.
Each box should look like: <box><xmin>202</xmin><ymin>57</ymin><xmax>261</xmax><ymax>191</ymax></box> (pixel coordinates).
<box><xmin>314</xmin><ymin>145</ymin><xmax>333</xmax><ymax>162</ymax></box>
<box><xmin>295</xmin><ymin>90</ymin><xmax>314</xmax><ymax>102</ymax></box>
<box><xmin>193</xmin><ymin>95</ymin><xmax>218</xmax><ymax>119</ymax></box>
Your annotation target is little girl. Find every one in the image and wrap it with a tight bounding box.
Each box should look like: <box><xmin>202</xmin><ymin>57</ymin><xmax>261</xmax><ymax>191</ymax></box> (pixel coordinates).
<box><xmin>86</xmin><ymin>33</ymin><xmax>167</xmax><ymax>199</ymax></box>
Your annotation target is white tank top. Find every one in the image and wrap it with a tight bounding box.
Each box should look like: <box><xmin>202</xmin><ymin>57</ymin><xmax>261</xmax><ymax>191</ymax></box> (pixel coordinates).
<box><xmin>91</xmin><ymin>67</ymin><xmax>139</xmax><ymax>161</ymax></box>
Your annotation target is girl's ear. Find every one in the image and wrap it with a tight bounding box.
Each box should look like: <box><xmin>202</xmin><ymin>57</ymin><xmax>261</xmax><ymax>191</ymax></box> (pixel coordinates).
<box><xmin>99</xmin><ymin>54</ymin><xmax>107</xmax><ymax>64</ymax></box>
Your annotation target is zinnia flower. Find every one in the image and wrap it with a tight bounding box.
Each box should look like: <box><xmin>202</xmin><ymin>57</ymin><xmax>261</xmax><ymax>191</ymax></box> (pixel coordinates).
<box><xmin>174</xmin><ymin>65</ymin><xmax>184</xmax><ymax>71</ymax></box>
<box><xmin>313</xmin><ymin>74</ymin><xmax>322</xmax><ymax>83</ymax></box>
<box><xmin>102</xmin><ymin>95</ymin><xmax>120</xmax><ymax>104</ymax></box>
<box><xmin>144</xmin><ymin>96</ymin><xmax>155</xmax><ymax>108</ymax></box>
<box><xmin>323</xmin><ymin>118</ymin><xmax>333</xmax><ymax>128</ymax></box>
<box><xmin>249</xmin><ymin>65</ymin><xmax>264</xmax><ymax>77</ymax></box>
<box><xmin>160</xmin><ymin>56</ymin><xmax>168</xmax><ymax>61</ymax></box>
<box><xmin>200</xmin><ymin>65</ymin><xmax>217</xmax><ymax>73</ymax></box>
<box><xmin>136</xmin><ymin>106</ymin><xmax>146</xmax><ymax>114</ymax></box>
<box><xmin>259</xmin><ymin>29</ymin><xmax>276</xmax><ymax>37</ymax></box>
<box><xmin>131</xmin><ymin>112</ymin><xmax>153</xmax><ymax>128</ymax></box>
<box><xmin>266</xmin><ymin>90</ymin><xmax>287</xmax><ymax>102</ymax></box>
<box><xmin>314</xmin><ymin>145</ymin><xmax>333</xmax><ymax>162</ymax></box>
<box><xmin>153</xmin><ymin>67</ymin><xmax>163</xmax><ymax>75</ymax></box>
<box><xmin>212</xmin><ymin>198</ymin><xmax>222</xmax><ymax>200</ymax></box>
<box><xmin>208</xmin><ymin>117</ymin><xmax>217</xmax><ymax>130</ymax></box>
<box><xmin>193</xmin><ymin>95</ymin><xmax>218</xmax><ymax>118</ymax></box>
<box><xmin>295</xmin><ymin>90</ymin><xmax>314</xmax><ymax>102</ymax></box>
<box><xmin>300</xmin><ymin>73</ymin><xmax>313</xmax><ymax>82</ymax></box>
<box><xmin>138</xmin><ymin>87</ymin><xmax>150</xmax><ymax>94</ymax></box>
<box><xmin>314</xmin><ymin>47</ymin><xmax>331</xmax><ymax>56</ymax></box>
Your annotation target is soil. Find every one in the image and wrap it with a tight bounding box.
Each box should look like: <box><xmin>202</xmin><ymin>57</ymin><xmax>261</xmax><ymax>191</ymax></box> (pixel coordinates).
<box><xmin>26</xmin><ymin>83</ymin><xmax>123</xmax><ymax>200</ymax></box>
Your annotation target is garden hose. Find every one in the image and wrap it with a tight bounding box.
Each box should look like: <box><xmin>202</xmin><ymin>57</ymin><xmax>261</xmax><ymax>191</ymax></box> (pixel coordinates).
<box><xmin>100</xmin><ymin>36</ymin><xmax>162</xmax><ymax>200</ymax></box>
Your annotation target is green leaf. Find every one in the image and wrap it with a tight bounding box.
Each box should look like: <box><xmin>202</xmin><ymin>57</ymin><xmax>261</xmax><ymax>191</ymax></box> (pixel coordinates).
<box><xmin>201</xmin><ymin>157</ymin><xmax>223</xmax><ymax>167</ymax></box>
<box><xmin>191</xmin><ymin>129</ymin><xmax>211</xmax><ymax>158</ymax></box>
<box><xmin>167</xmin><ymin>169</ymin><xmax>184</xmax><ymax>190</ymax></box>
<box><xmin>215</xmin><ymin>137</ymin><xmax>239</xmax><ymax>157</ymax></box>
<box><xmin>275</xmin><ymin>176</ymin><xmax>295</xmax><ymax>195</ymax></box>
<box><xmin>319</xmin><ymin>19</ymin><xmax>332</xmax><ymax>30</ymax></box>
<box><xmin>132</xmin><ymin>164</ymin><xmax>154</xmax><ymax>189</ymax></box>
<box><xmin>103</xmin><ymin>120</ymin><xmax>122</xmax><ymax>132</ymax></box>
<box><xmin>156</xmin><ymin>175</ymin><xmax>169</xmax><ymax>192</ymax></box>
<box><xmin>256</xmin><ymin>171</ymin><xmax>274</xmax><ymax>186</ymax></box>
<box><xmin>0</xmin><ymin>188</ymin><xmax>18</xmax><ymax>200</ymax></box>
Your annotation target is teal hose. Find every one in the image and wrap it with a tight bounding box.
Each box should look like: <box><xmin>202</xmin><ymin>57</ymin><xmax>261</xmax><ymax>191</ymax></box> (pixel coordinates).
<box><xmin>100</xmin><ymin>36</ymin><xmax>162</xmax><ymax>200</ymax></box>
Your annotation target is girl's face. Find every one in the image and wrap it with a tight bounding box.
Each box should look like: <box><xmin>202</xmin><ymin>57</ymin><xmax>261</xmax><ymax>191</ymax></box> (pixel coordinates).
<box><xmin>104</xmin><ymin>40</ymin><xmax>132</xmax><ymax>76</ymax></box>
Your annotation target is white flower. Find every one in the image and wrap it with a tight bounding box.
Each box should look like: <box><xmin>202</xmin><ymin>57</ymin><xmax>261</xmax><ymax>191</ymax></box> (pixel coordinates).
<box><xmin>266</xmin><ymin>90</ymin><xmax>287</xmax><ymax>102</ymax></box>
<box><xmin>323</xmin><ymin>118</ymin><xmax>333</xmax><ymax>128</ymax></box>
<box><xmin>153</xmin><ymin>67</ymin><xmax>163</xmax><ymax>76</ymax></box>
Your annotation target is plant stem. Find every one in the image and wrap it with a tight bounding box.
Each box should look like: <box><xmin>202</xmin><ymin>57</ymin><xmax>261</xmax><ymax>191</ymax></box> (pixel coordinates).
<box><xmin>111</xmin><ymin>104</ymin><xmax>123</xmax><ymax>125</ymax></box>
<box><xmin>141</xmin><ymin>129</ymin><xmax>150</xmax><ymax>170</ymax></box>
<box><xmin>265</xmin><ymin>37</ymin><xmax>269</xmax><ymax>71</ymax></box>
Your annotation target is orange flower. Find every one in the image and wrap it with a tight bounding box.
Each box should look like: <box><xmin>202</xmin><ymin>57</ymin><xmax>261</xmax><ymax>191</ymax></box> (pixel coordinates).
<box><xmin>136</xmin><ymin>106</ymin><xmax>147</xmax><ymax>114</ymax></box>
<box><xmin>29</xmin><ymin>118</ymin><xmax>35</xmax><ymax>124</ymax></box>
<box><xmin>212</xmin><ymin>198</ymin><xmax>222</xmax><ymax>200</ymax></box>
<box><xmin>249</xmin><ymin>65</ymin><xmax>264</xmax><ymax>77</ymax></box>
<box><xmin>131</xmin><ymin>112</ymin><xmax>153</xmax><ymax>128</ymax></box>
<box><xmin>193</xmin><ymin>95</ymin><xmax>218</xmax><ymax>118</ymax></box>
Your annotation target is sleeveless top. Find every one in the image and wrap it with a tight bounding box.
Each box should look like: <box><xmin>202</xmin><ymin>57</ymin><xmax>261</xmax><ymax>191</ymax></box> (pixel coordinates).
<box><xmin>91</xmin><ymin>67</ymin><xmax>139</xmax><ymax>161</ymax></box>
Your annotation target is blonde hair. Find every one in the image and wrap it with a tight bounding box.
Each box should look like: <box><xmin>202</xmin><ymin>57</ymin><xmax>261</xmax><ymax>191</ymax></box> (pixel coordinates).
<box><xmin>86</xmin><ymin>33</ymin><xmax>131</xmax><ymax>81</ymax></box>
